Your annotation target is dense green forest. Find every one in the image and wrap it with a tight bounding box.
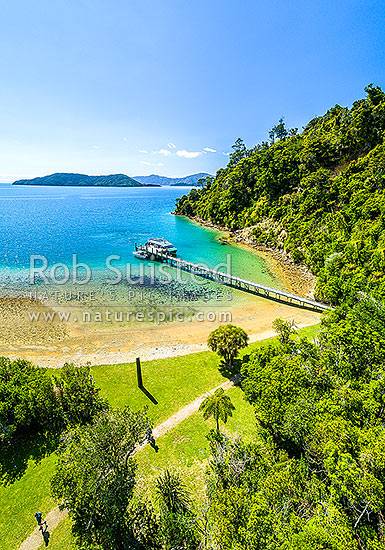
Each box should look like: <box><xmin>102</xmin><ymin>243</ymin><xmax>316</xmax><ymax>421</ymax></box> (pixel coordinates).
<box><xmin>175</xmin><ymin>85</ymin><xmax>385</xmax><ymax>305</ymax></box>
<box><xmin>13</xmin><ymin>173</ymin><xmax>145</xmax><ymax>187</ymax></box>
<box><xmin>210</xmin><ymin>301</ymin><xmax>385</xmax><ymax>549</ymax></box>
<box><xmin>0</xmin><ymin>360</ymin><xmax>106</xmax><ymax>443</ymax></box>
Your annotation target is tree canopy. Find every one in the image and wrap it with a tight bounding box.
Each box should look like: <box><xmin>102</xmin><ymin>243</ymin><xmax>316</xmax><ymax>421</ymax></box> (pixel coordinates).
<box><xmin>51</xmin><ymin>407</ymin><xmax>150</xmax><ymax>550</ymax></box>
<box><xmin>0</xmin><ymin>359</ymin><xmax>104</xmax><ymax>443</ymax></box>
<box><xmin>175</xmin><ymin>85</ymin><xmax>385</xmax><ymax>305</ymax></box>
<box><xmin>207</xmin><ymin>324</ymin><xmax>248</xmax><ymax>368</ymax></box>
<box><xmin>206</xmin><ymin>299</ymin><xmax>385</xmax><ymax>549</ymax></box>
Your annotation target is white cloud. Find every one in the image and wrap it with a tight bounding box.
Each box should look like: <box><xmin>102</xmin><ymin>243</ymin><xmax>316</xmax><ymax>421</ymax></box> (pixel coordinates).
<box><xmin>176</xmin><ymin>149</ymin><xmax>202</xmax><ymax>159</ymax></box>
<box><xmin>139</xmin><ymin>149</ymin><xmax>148</xmax><ymax>153</ymax></box>
<box><xmin>92</xmin><ymin>145</ymin><xmax>100</xmax><ymax>149</ymax></box>
<box><xmin>141</xmin><ymin>161</ymin><xmax>164</xmax><ymax>167</ymax></box>
<box><xmin>123</xmin><ymin>137</ymin><xmax>128</xmax><ymax>142</ymax></box>
<box><xmin>221</xmin><ymin>151</ymin><xmax>230</xmax><ymax>156</ymax></box>
<box><xmin>167</xmin><ymin>143</ymin><xmax>176</xmax><ymax>149</ymax></box>
<box><xmin>153</xmin><ymin>148</ymin><xmax>171</xmax><ymax>156</ymax></box>
<box><xmin>204</xmin><ymin>147</ymin><xmax>216</xmax><ymax>153</ymax></box>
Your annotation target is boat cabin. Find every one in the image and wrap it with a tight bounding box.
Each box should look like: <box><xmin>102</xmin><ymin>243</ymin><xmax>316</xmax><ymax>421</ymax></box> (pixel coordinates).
<box><xmin>145</xmin><ymin>238</ymin><xmax>177</xmax><ymax>256</ymax></box>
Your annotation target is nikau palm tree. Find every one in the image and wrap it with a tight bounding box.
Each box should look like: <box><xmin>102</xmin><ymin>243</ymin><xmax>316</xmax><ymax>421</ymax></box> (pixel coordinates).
<box><xmin>199</xmin><ymin>387</ymin><xmax>235</xmax><ymax>431</ymax></box>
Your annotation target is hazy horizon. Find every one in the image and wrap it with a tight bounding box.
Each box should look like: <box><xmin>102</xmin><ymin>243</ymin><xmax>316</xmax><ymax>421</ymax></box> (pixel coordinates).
<box><xmin>0</xmin><ymin>171</ymin><xmax>212</xmax><ymax>184</ymax></box>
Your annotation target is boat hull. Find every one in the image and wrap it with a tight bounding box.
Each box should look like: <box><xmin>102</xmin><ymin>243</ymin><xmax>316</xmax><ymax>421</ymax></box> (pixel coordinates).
<box><xmin>133</xmin><ymin>251</ymin><xmax>148</xmax><ymax>259</ymax></box>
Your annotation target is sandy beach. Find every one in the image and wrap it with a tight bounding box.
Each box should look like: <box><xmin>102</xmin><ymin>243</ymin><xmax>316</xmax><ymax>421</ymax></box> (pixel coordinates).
<box><xmin>0</xmin><ymin>279</ymin><xmax>321</xmax><ymax>368</ymax></box>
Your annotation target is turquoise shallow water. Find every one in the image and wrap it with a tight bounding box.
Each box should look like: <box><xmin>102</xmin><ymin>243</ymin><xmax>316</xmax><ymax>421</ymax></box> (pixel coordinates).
<box><xmin>0</xmin><ymin>184</ymin><xmax>282</xmax><ymax>317</ymax></box>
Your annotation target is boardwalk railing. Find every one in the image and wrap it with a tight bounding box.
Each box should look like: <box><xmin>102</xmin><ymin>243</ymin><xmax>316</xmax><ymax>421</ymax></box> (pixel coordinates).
<box><xmin>136</xmin><ymin>246</ymin><xmax>332</xmax><ymax>313</ymax></box>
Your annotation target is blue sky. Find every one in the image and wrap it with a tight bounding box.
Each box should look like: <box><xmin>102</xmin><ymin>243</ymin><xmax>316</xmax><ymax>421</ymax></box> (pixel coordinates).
<box><xmin>1</xmin><ymin>0</ymin><xmax>384</xmax><ymax>182</ymax></box>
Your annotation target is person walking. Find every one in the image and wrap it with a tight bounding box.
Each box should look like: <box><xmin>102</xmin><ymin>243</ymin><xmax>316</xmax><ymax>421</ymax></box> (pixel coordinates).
<box><xmin>34</xmin><ymin>512</ymin><xmax>43</xmax><ymax>526</ymax></box>
<box><xmin>34</xmin><ymin>511</ymin><xmax>47</xmax><ymax>530</ymax></box>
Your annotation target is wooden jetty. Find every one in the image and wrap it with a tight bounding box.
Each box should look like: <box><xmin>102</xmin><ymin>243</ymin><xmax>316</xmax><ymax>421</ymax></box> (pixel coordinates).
<box><xmin>135</xmin><ymin>245</ymin><xmax>332</xmax><ymax>313</ymax></box>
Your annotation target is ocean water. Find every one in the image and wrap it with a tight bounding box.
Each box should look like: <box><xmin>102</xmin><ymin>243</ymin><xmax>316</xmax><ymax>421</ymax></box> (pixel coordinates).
<box><xmin>0</xmin><ymin>184</ymin><xmax>283</xmax><ymax>324</ymax></box>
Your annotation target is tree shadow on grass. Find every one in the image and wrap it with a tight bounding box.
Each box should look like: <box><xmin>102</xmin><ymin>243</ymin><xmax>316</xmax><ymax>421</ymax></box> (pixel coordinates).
<box><xmin>0</xmin><ymin>430</ymin><xmax>60</xmax><ymax>486</ymax></box>
<box><xmin>139</xmin><ymin>385</ymin><xmax>158</xmax><ymax>405</ymax></box>
<box><xmin>218</xmin><ymin>357</ymin><xmax>243</xmax><ymax>379</ymax></box>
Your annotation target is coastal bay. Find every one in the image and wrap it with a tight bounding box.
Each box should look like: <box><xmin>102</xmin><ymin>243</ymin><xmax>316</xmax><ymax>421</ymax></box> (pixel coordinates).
<box><xmin>0</xmin><ymin>184</ymin><xmax>320</xmax><ymax>367</ymax></box>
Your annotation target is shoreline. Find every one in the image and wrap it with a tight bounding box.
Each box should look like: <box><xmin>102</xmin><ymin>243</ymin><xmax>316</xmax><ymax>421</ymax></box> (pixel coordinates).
<box><xmin>0</xmin><ymin>318</ymin><xmax>320</xmax><ymax>368</ymax></box>
<box><xmin>0</xmin><ymin>217</ymin><xmax>322</xmax><ymax>367</ymax></box>
<box><xmin>176</xmin><ymin>214</ymin><xmax>317</xmax><ymax>299</ymax></box>
<box><xmin>0</xmin><ymin>295</ymin><xmax>322</xmax><ymax>367</ymax></box>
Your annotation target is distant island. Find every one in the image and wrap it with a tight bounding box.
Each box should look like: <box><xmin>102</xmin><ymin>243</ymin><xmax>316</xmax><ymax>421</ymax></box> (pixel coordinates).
<box><xmin>133</xmin><ymin>173</ymin><xmax>212</xmax><ymax>186</ymax></box>
<box><xmin>12</xmin><ymin>172</ymin><xmax>212</xmax><ymax>187</ymax></box>
<box><xmin>12</xmin><ymin>173</ymin><xmax>153</xmax><ymax>187</ymax></box>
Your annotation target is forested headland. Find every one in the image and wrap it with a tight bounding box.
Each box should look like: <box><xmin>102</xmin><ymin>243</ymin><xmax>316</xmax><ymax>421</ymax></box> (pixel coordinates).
<box><xmin>175</xmin><ymin>85</ymin><xmax>385</xmax><ymax>306</ymax></box>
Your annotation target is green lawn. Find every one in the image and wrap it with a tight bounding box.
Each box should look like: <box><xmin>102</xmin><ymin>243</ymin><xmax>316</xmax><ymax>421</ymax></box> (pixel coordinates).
<box><xmin>89</xmin><ymin>322</ymin><xmax>320</xmax><ymax>425</ymax></box>
<box><xmin>0</xmin><ymin>450</ymin><xmax>57</xmax><ymax>550</ymax></box>
<box><xmin>89</xmin><ymin>351</ymin><xmax>225</xmax><ymax>425</ymax></box>
<box><xmin>2</xmin><ymin>322</ymin><xmax>321</xmax><ymax>549</ymax></box>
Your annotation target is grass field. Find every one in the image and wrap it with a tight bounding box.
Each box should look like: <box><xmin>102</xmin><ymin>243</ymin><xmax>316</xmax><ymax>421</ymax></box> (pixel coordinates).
<box><xmin>0</xmin><ymin>451</ymin><xmax>58</xmax><ymax>549</ymax></box>
<box><xmin>89</xmin><ymin>322</ymin><xmax>319</xmax><ymax>425</ymax></box>
<box><xmin>90</xmin><ymin>351</ymin><xmax>226</xmax><ymax>425</ymax></box>
<box><xmin>1</xmin><ymin>322</ymin><xmax>320</xmax><ymax>550</ymax></box>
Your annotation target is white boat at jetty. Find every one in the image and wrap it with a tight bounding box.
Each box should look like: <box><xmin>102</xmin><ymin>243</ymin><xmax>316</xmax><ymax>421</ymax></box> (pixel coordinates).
<box><xmin>133</xmin><ymin>237</ymin><xmax>178</xmax><ymax>258</ymax></box>
<box><xmin>146</xmin><ymin>238</ymin><xmax>177</xmax><ymax>255</ymax></box>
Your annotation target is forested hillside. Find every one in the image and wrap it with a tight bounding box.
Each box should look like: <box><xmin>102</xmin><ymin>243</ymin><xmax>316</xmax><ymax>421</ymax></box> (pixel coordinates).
<box><xmin>134</xmin><ymin>173</ymin><xmax>211</xmax><ymax>186</ymax></box>
<box><xmin>175</xmin><ymin>85</ymin><xmax>385</xmax><ymax>305</ymax></box>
